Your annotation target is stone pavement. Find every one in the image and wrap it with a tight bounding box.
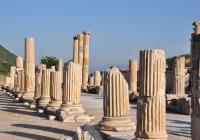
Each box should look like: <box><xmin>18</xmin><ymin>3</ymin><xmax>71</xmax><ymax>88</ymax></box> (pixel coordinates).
<box><xmin>0</xmin><ymin>91</ymin><xmax>191</xmax><ymax>140</ymax></box>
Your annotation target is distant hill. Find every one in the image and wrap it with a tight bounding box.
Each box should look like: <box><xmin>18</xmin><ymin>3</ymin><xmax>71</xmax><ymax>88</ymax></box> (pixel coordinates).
<box><xmin>0</xmin><ymin>45</ymin><xmax>16</xmax><ymax>75</ymax></box>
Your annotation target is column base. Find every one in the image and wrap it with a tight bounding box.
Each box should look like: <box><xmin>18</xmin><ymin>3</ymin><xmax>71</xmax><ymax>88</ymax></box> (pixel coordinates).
<box><xmin>135</xmin><ymin>131</ymin><xmax>168</xmax><ymax>139</ymax></box>
<box><xmin>58</xmin><ymin>104</ymin><xmax>95</xmax><ymax>122</ymax></box>
<box><xmin>38</xmin><ymin>96</ymin><xmax>50</xmax><ymax>108</ymax></box>
<box><xmin>47</xmin><ymin>100</ymin><xmax>62</xmax><ymax>109</ymax></box>
<box><xmin>21</xmin><ymin>91</ymin><xmax>34</xmax><ymax>102</ymax></box>
<box><xmin>98</xmin><ymin>116</ymin><xmax>136</xmax><ymax>132</ymax></box>
<box><xmin>60</xmin><ymin>104</ymin><xmax>86</xmax><ymax>115</ymax></box>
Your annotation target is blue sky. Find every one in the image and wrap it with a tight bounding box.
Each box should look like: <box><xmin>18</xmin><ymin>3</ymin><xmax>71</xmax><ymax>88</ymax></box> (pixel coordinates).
<box><xmin>0</xmin><ymin>0</ymin><xmax>199</xmax><ymax>72</ymax></box>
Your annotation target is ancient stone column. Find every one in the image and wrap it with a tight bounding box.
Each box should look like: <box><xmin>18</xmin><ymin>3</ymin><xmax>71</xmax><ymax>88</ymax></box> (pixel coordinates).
<box><xmin>77</xmin><ymin>33</ymin><xmax>84</xmax><ymax>67</ymax></box>
<box><xmin>191</xmin><ymin>21</ymin><xmax>200</xmax><ymax>140</ymax></box>
<box><xmin>14</xmin><ymin>73</ymin><xmax>18</xmax><ymax>91</ymax></box>
<box><xmin>89</xmin><ymin>74</ymin><xmax>94</xmax><ymax>86</ymax></box>
<box><xmin>39</xmin><ymin>69</ymin><xmax>51</xmax><ymax>107</ymax></box>
<box><xmin>60</xmin><ymin>62</ymin><xmax>85</xmax><ymax>113</ymax></box>
<box><xmin>58</xmin><ymin>59</ymin><xmax>63</xmax><ymax>80</ymax></box>
<box><xmin>48</xmin><ymin>71</ymin><xmax>62</xmax><ymax>108</ymax></box>
<box><xmin>16</xmin><ymin>70</ymin><xmax>22</xmax><ymax>92</ymax></box>
<box><xmin>59</xmin><ymin>62</ymin><xmax>95</xmax><ymax>122</ymax></box>
<box><xmin>34</xmin><ymin>64</ymin><xmax>46</xmax><ymax>100</ymax></box>
<box><xmin>82</xmin><ymin>31</ymin><xmax>90</xmax><ymax>89</ymax></box>
<box><xmin>73</xmin><ymin>36</ymin><xmax>79</xmax><ymax>63</ymax></box>
<box><xmin>98</xmin><ymin>66</ymin><xmax>135</xmax><ymax>131</ymax></box>
<box><xmin>34</xmin><ymin>72</ymin><xmax>41</xmax><ymax>100</ymax></box>
<box><xmin>62</xmin><ymin>62</ymin><xmax>82</xmax><ymax>105</ymax></box>
<box><xmin>129</xmin><ymin>59</ymin><xmax>137</xmax><ymax>94</ymax></box>
<box><xmin>16</xmin><ymin>56</ymin><xmax>23</xmax><ymax>70</ymax></box>
<box><xmin>94</xmin><ymin>71</ymin><xmax>101</xmax><ymax>86</ymax></box>
<box><xmin>23</xmin><ymin>38</ymin><xmax>35</xmax><ymax>100</ymax></box>
<box><xmin>20</xmin><ymin>69</ymin><xmax>25</xmax><ymax>93</ymax></box>
<box><xmin>136</xmin><ymin>49</ymin><xmax>167</xmax><ymax>139</ymax></box>
<box><xmin>9</xmin><ymin>66</ymin><xmax>16</xmax><ymax>89</ymax></box>
<box><xmin>172</xmin><ymin>56</ymin><xmax>185</xmax><ymax>96</ymax></box>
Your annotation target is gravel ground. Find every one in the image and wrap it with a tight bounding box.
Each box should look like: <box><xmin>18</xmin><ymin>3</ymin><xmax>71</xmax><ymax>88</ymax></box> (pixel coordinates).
<box><xmin>0</xmin><ymin>91</ymin><xmax>191</xmax><ymax>140</ymax></box>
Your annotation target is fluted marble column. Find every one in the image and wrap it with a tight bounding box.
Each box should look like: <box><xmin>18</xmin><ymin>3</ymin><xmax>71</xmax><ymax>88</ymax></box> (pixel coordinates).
<box><xmin>48</xmin><ymin>71</ymin><xmax>62</xmax><ymax>108</ymax></box>
<box><xmin>20</xmin><ymin>69</ymin><xmax>25</xmax><ymax>93</ymax></box>
<box><xmin>34</xmin><ymin>64</ymin><xmax>46</xmax><ymax>100</ymax></box>
<box><xmin>73</xmin><ymin>36</ymin><xmax>79</xmax><ymax>63</ymax></box>
<box><xmin>9</xmin><ymin>66</ymin><xmax>16</xmax><ymax>89</ymax></box>
<box><xmin>34</xmin><ymin>72</ymin><xmax>41</xmax><ymax>100</ymax></box>
<box><xmin>98</xmin><ymin>66</ymin><xmax>135</xmax><ymax>131</ymax></box>
<box><xmin>172</xmin><ymin>57</ymin><xmax>185</xmax><ymax>96</ymax></box>
<box><xmin>14</xmin><ymin>73</ymin><xmax>18</xmax><ymax>91</ymax></box>
<box><xmin>191</xmin><ymin>21</ymin><xmax>200</xmax><ymax>140</ymax></box>
<box><xmin>58</xmin><ymin>59</ymin><xmax>63</xmax><ymax>80</ymax></box>
<box><xmin>136</xmin><ymin>49</ymin><xmax>167</xmax><ymax>139</ymax></box>
<box><xmin>129</xmin><ymin>59</ymin><xmax>137</xmax><ymax>94</ymax></box>
<box><xmin>16</xmin><ymin>56</ymin><xmax>23</xmax><ymax>70</ymax></box>
<box><xmin>82</xmin><ymin>31</ymin><xmax>90</xmax><ymax>89</ymax></box>
<box><xmin>62</xmin><ymin>62</ymin><xmax>82</xmax><ymax>105</ymax></box>
<box><xmin>23</xmin><ymin>38</ymin><xmax>35</xmax><ymax>100</ymax></box>
<box><xmin>59</xmin><ymin>62</ymin><xmax>95</xmax><ymax>123</ymax></box>
<box><xmin>16</xmin><ymin>70</ymin><xmax>22</xmax><ymax>92</ymax></box>
<box><xmin>89</xmin><ymin>74</ymin><xmax>94</xmax><ymax>86</ymax></box>
<box><xmin>39</xmin><ymin>69</ymin><xmax>51</xmax><ymax>107</ymax></box>
<box><xmin>94</xmin><ymin>71</ymin><xmax>101</xmax><ymax>86</ymax></box>
<box><xmin>77</xmin><ymin>33</ymin><xmax>84</xmax><ymax>68</ymax></box>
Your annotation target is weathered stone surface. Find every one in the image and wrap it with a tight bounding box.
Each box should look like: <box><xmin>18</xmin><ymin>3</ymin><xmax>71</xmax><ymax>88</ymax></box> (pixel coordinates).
<box><xmin>16</xmin><ymin>56</ymin><xmax>23</xmax><ymax>69</ymax></box>
<box><xmin>58</xmin><ymin>59</ymin><xmax>63</xmax><ymax>81</ymax></box>
<box><xmin>62</xmin><ymin>62</ymin><xmax>82</xmax><ymax>105</ymax></box>
<box><xmin>94</xmin><ymin>71</ymin><xmax>101</xmax><ymax>86</ymax></box>
<box><xmin>73</xmin><ymin>125</ymin><xmax>103</xmax><ymax>140</ymax></box>
<box><xmin>77</xmin><ymin>33</ymin><xmax>84</xmax><ymax>68</ymax></box>
<box><xmin>48</xmin><ymin>71</ymin><xmax>62</xmax><ymax>109</ymax></box>
<box><xmin>8</xmin><ymin>66</ymin><xmax>16</xmax><ymax>89</ymax></box>
<box><xmin>166</xmin><ymin>94</ymin><xmax>191</xmax><ymax>115</ymax></box>
<box><xmin>59</xmin><ymin>62</ymin><xmax>84</xmax><ymax>118</ymax></box>
<box><xmin>82</xmin><ymin>31</ymin><xmax>90</xmax><ymax>89</ymax></box>
<box><xmin>19</xmin><ymin>69</ymin><xmax>25</xmax><ymax>94</ymax></box>
<box><xmin>191</xmin><ymin>21</ymin><xmax>200</xmax><ymax>140</ymax></box>
<box><xmin>98</xmin><ymin>66</ymin><xmax>135</xmax><ymax>132</ymax></box>
<box><xmin>136</xmin><ymin>49</ymin><xmax>167</xmax><ymax>139</ymax></box>
<box><xmin>39</xmin><ymin>69</ymin><xmax>51</xmax><ymax>107</ymax></box>
<box><xmin>59</xmin><ymin>62</ymin><xmax>94</xmax><ymax>122</ymax></box>
<box><xmin>172</xmin><ymin>56</ymin><xmax>185</xmax><ymax>96</ymax></box>
<box><xmin>34</xmin><ymin>64</ymin><xmax>46</xmax><ymax>101</ymax></box>
<box><xmin>23</xmin><ymin>38</ymin><xmax>35</xmax><ymax>100</ymax></box>
<box><xmin>75</xmin><ymin>114</ymin><xmax>91</xmax><ymax>123</ymax></box>
<box><xmin>129</xmin><ymin>59</ymin><xmax>137</xmax><ymax>94</ymax></box>
<box><xmin>89</xmin><ymin>74</ymin><xmax>94</xmax><ymax>86</ymax></box>
<box><xmin>73</xmin><ymin>36</ymin><xmax>79</xmax><ymax>63</ymax></box>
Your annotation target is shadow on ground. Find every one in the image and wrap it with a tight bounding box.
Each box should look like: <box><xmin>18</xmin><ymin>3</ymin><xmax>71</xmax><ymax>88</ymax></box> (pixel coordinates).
<box><xmin>12</xmin><ymin>124</ymin><xmax>75</xmax><ymax>137</ymax></box>
<box><xmin>0</xmin><ymin>131</ymin><xmax>57</xmax><ymax>140</ymax></box>
<box><xmin>167</xmin><ymin>119</ymin><xmax>191</xmax><ymax>138</ymax></box>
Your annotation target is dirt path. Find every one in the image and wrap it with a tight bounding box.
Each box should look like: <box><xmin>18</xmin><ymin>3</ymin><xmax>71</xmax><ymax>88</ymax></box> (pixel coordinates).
<box><xmin>0</xmin><ymin>91</ymin><xmax>191</xmax><ymax>140</ymax></box>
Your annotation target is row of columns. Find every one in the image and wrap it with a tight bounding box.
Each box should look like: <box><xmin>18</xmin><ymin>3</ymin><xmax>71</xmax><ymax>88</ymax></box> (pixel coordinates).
<box><xmin>72</xmin><ymin>32</ymin><xmax>90</xmax><ymax>89</ymax></box>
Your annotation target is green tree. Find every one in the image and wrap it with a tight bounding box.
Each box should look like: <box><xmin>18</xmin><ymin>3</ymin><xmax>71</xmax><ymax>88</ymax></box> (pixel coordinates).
<box><xmin>40</xmin><ymin>56</ymin><xmax>59</xmax><ymax>69</ymax></box>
